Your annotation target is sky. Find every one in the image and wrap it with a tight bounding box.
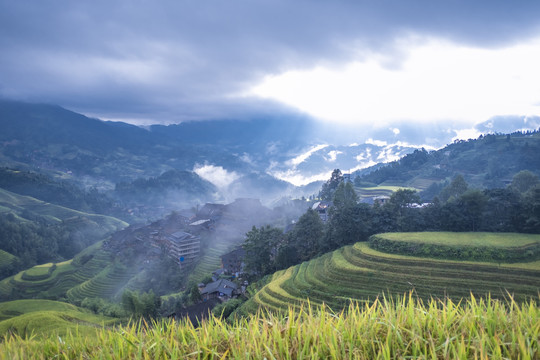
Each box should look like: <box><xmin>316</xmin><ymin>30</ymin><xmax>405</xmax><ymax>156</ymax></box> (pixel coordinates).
<box><xmin>1</xmin><ymin>0</ymin><xmax>540</xmax><ymax>145</ymax></box>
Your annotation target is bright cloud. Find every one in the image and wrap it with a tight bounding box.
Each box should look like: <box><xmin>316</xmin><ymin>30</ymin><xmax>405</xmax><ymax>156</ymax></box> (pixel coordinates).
<box><xmin>452</xmin><ymin>128</ymin><xmax>483</xmax><ymax>142</ymax></box>
<box><xmin>250</xmin><ymin>37</ymin><xmax>540</xmax><ymax>126</ymax></box>
<box><xmin>289</xmin><ymin>144</ymin><xmax>328</xmax><ymax>166</ymax></box>
<box><xmin>326</xmin><ymin>150</ymin><xmax>342</xmax><ymax>162</ymax></box>
<box><xmin>193</xmin><ymin>164</ymin><xmax>239</xmax><ymax>188</ymax></box>
<box><xmin>270</xmin><ymin>169</ymin><xmax>332</xmax><ymax>187</ymax></box>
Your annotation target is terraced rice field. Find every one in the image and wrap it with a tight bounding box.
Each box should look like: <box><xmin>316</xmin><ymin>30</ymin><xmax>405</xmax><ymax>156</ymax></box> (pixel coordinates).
<box><xmin>66</xmin><ymin>261</ymin><xmax>139</xmax><ymax>302</ymax></box>
<box><xmin>354</xmin><ymin>185</ymin><xmax>416</xmax><ymax>200</ymax></box>
<box><xmin>188</xmin><ymin>239</ymin><xmax>240</xmax><ymax>284</ymax></box>
<box><xmin>242</xmin><ymin>242</ymin><xmax>540</xmax><ymax>313</ymax></box>
<box><xmin>376</xmin><ymin>232</ymin><xmax>540</xmax><ymax>247</ymax></box>
<box><xmin>0</xmin><ymin>188</ymin><xmax>127</xmax><ymax>230</ymax></box>
<box><xmin>407</xmin><ymin>178</ymin><xmax>437</xmax><ymax>190</ymax></box>
<box><xmin>0</xmin><ymin>246</ymin><xmax>114</xmax><ymax>300</ymax></box>
<box><xmin>370</xmin><ymin>232</ymin><xmax>540</xmax><ymax>262</ymax></box>
<box><xmin>0</xmin><ymin>299</ymin><xmax>116</xmax><ymax>338</ymax></box>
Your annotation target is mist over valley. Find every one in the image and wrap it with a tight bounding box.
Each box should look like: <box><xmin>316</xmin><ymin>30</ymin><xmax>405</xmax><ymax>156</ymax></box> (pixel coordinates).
<box><xmin>1</xmin><ymin>1</ymin><xmax>540</xmax><ymax>356</ymax></box>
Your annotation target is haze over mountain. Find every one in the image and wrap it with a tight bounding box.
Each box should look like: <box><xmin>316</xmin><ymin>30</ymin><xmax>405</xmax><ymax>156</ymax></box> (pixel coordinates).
<box><xmin>1</xmin><ymin>1</ymin><xmax>539</xmax><ymax>147</ymax></box>
<box><xmin>1</xmin><ymin>3</ymin><xmax>540</xmax><ymax>352</ymax></box>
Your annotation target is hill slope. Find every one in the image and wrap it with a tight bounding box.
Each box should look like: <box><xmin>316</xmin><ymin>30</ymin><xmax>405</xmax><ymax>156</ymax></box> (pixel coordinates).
<box><xmin>0</xmin><ymin>299</ymin><xmax>116</xmax><ymax>338</ymax></box>
<box><xmin>356</xmin><ymin>131</ymin><xmax>540</xmax><ymax>192</ymax></box>
<box><xmin>0</xmin><ymin>188</ymin><xmax>126</xmax><ymax>229</ymax></box>
<box><xmin>0</xmin><ymin>187</ymin><xmax>127</xmax><ymax>273</ymax></box>
<box><xmin>240</xmin><ymin>233</ymin><xmax>540</xmax><ymax>314</ymax></box>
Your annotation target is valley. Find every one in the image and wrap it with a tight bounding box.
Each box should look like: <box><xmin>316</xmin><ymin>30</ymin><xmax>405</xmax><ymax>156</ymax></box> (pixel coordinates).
<box><xmin>0</xmin><ymin>100</ymin><xmax>539</xmax><ymax>358</ymax></box>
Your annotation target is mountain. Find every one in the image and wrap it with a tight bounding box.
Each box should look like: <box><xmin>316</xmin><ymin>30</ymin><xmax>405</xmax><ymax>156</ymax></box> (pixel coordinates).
<box><xmin>0</xmin><ymin>100</ymin><xmax>241</xmax><ymax>184</ymax></box>
<box><xmin>355</xmin><ymin>131</ymin><xmax>540</xmax><ymax>197</ymax></box>
<box><xmin>268</xmin><ymin>142</ymin><xmax>418</xmax><ymax>185</ymax></box>
<box><xmin>0</xmin><ymin>100</ymin><xmax>419</xmax><ymax>199</ymax></box>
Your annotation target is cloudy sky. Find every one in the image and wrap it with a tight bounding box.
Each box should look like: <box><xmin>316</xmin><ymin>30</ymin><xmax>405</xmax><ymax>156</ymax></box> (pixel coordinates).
<box><xmin>1</xmin><ymin>0</ymin><xmax>540</xmax><ymax>144</ymax></box>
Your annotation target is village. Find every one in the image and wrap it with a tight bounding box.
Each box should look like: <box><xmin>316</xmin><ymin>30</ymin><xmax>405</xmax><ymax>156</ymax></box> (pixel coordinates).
<box><xmin>103</xmin><ymin>198</ymin><xmax>299</xmax><ymax>313</ymax></box>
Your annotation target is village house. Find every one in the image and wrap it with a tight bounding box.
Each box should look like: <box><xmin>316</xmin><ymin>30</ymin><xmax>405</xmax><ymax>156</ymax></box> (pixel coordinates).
<box><xmin>164</xmin><ymin>231</ymin><xmax>201</xmax><ymax>267</ymax></box>
<box><xmin>312</xmin><ymin>201</ymin><xmax>332</xmax><ymax>222</ymax></box>
<box><xmin>200</xmin><ymin>279</ymin><xmax>239</xmax><ymax>301</ymax></box>
<box><xmin>196</xmin><ymin>203</ymin><xmax>226</xmax><ymax>222</ymax></box>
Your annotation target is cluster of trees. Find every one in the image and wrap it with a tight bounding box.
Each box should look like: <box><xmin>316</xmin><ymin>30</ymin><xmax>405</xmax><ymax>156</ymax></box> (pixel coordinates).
<box><xmin>0</xmin><ymin>212</ymin><xmax>115</xmax><ymax>277</ymax></box>
<box><xmin>0</xmin><ymin>214</ymin><xmax>66</xmax><ymax>274</ymax></box>
<box><xmin>121</xmin><ymin>289</ymin><xmax>162</xmax><ymax>319</ymax></box>
<box><xmin>243</xmin><ymin>170</ymin><xmax>540</xmax><ymax>279</ymax></box>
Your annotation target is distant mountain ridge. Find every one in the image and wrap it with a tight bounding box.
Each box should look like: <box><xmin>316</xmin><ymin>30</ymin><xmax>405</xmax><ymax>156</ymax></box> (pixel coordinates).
<box><xmin>356</xmin><ymin>131</ymin><xmax>540</xmax><ymax>197</ymax></box>
<box><xmin>0</xmin><ymin>99</ymin><xmax>420</xmax><ymax>202</ymax></box>
<box><xmin>3</xmin><ymin>99</ymin><xmax>538</xmax><ymax>205</ymax></box>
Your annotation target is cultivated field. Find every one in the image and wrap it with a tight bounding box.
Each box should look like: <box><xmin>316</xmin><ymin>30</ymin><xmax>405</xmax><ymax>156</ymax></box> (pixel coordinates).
<box><xmin>0</xmin><ymin>299</ymin><xmax>116</xmax><ymax>338</ymax></box>
<box><xmin>0</xmin><ymin>188</ymin><xmax>127</xmax><ymax>230</ymax></box>
<box><xmin>353</xmin><ymin>185</ymin><xmax>416</xmax><ymax>200</ymax></box>
<box><xmin>370</xmin><ymin>232</ymin><xmax>540</xmax><ymax>262</ymax></box>
<box><xmin>375</xmin><ymin>232</ymin><xmax>540</xmax><ymax>248</ymax></box>
<box><xmin>240</xmin><ymin>234</ymin><xmax>540</xmax><ymax>314</ymax></box>
<box><xmin>0</xmin><ymin>242</ymin><xmax>116</xmax><ymax>300</ymax></box>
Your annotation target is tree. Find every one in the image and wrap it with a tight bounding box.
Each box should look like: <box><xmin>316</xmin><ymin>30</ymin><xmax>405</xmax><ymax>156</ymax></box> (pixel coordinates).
<box><xmin>243</xmin><ymin>226</ymin><xmax>283</xmax><ymax>277</ymax></box>
<box><xmin>385</xmin><ymin>189</ymin><xmax>422</xmax><ymax>231</ymax></box>
<box><xmin>189</xmin><ymin>283</ymin><xmax>202</xmax><ymax>304</ymax></box>
<box><xmin>322</xmin><ymin>184</ymin><xmax>370</xmax><ymax>252</ymax></box>
<box><xmin>520</xmin><ymin>185</ymin><xmax>540</xmax><ymax>233</ymax></box>
<box><xmin>459</xmin><ymin>189</ymin><xmax>488</xmax><ymax>231</ymax></box>
<box><xmin>286</xmin><ymin>208</ymin><xmax>324</xmax><ymax>263</ymax></box>
<box><xmin>121</xmin><ymin>289</ymin><xmax>161</xmax><ymax>319</ymax></box>
<box><xmin>510</xmin><ymin>170</ymin><xmax>539</xmax><ymax>194</ymax></box>
<box><xmin>319</xmin><ymin>169</ymin><xmax>343</xmax><ymax>200</ymax></box>
<box><xmin>439</xmin><ymin>174</ymin><xmax>468</xmax><ymax>202</ymax></box>
<box><xmin>332</xmin><ymin>181</ymin><xmax>358</xmax><ymax>208</ymax></box>
<box><xmin>482</xmin><ymin>188</ymin><xmax>520</xmax><ymax>232</ymax></box>
<box><xmin>387</xmin><ymin>189</ymin><xmax>420</xmax><ymax>213</ymax></box>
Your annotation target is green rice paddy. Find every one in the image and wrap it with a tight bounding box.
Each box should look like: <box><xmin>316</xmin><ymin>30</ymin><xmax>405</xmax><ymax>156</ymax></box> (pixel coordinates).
<box><xmin>377</xmin><ymin>232</ymin><xmax>540</xmax><ymax>248</ymax></box>
<box><xmin>241</xmin><ymin>237</ymin><xmax>540</xmax><ymax>314</ymax></box>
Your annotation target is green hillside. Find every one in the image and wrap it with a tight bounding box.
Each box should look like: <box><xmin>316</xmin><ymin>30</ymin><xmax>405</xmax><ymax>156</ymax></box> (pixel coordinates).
<box><xmin>0</xmin><ymin>299</ymin><xmax>116</xmax><ymax>338</ymax></box>
<box><xmin>358</xmin><ymin>131</ymin><xmax>540</xmax><ymax>191</ymax></box>
<box><xmin>240</xmin><ymin>233</ymin><xmax>540</xmax><ymax>314</ymax></box>
<box><xmin>0</xmin><ymin>188</ymin><xmax>126</xmax><ymax>230</ymax></box>
<box><xmin>0</xmin><ymin>188</ymin><xmax>127</xmax><ymax>276</ymax></box>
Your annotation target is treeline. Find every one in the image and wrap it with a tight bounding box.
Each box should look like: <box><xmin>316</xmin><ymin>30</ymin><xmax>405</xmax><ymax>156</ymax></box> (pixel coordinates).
<box><xmin>243</xmin><ymin>170</ymin><xmax>540</xmax><ymax>279</ymax></box>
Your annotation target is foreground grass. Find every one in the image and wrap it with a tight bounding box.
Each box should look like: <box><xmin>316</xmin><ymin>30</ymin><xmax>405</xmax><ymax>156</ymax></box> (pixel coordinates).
<box><xmin>1</xmin><ymin>294</ymin><xmax>538</xmax><ymax>359</ymax></box>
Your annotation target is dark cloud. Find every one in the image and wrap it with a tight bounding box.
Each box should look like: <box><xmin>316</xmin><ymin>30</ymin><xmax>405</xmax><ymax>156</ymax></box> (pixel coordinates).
<box><xmin>1</xmin><ymin>0</ymin><xmax>539</xmax><ymax>123</ymax></box>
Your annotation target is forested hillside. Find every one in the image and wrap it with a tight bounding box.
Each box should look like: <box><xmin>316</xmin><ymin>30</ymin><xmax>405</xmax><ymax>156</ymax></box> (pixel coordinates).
<box><xmin>356</xmin><ymin>131</ymin><xmax>540</xmax><ymax>195</ymax></box>
<box><xmin>0</xmin><ymin>188</ymin><xmax>126</xmax><ymax>276</ymax></box>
